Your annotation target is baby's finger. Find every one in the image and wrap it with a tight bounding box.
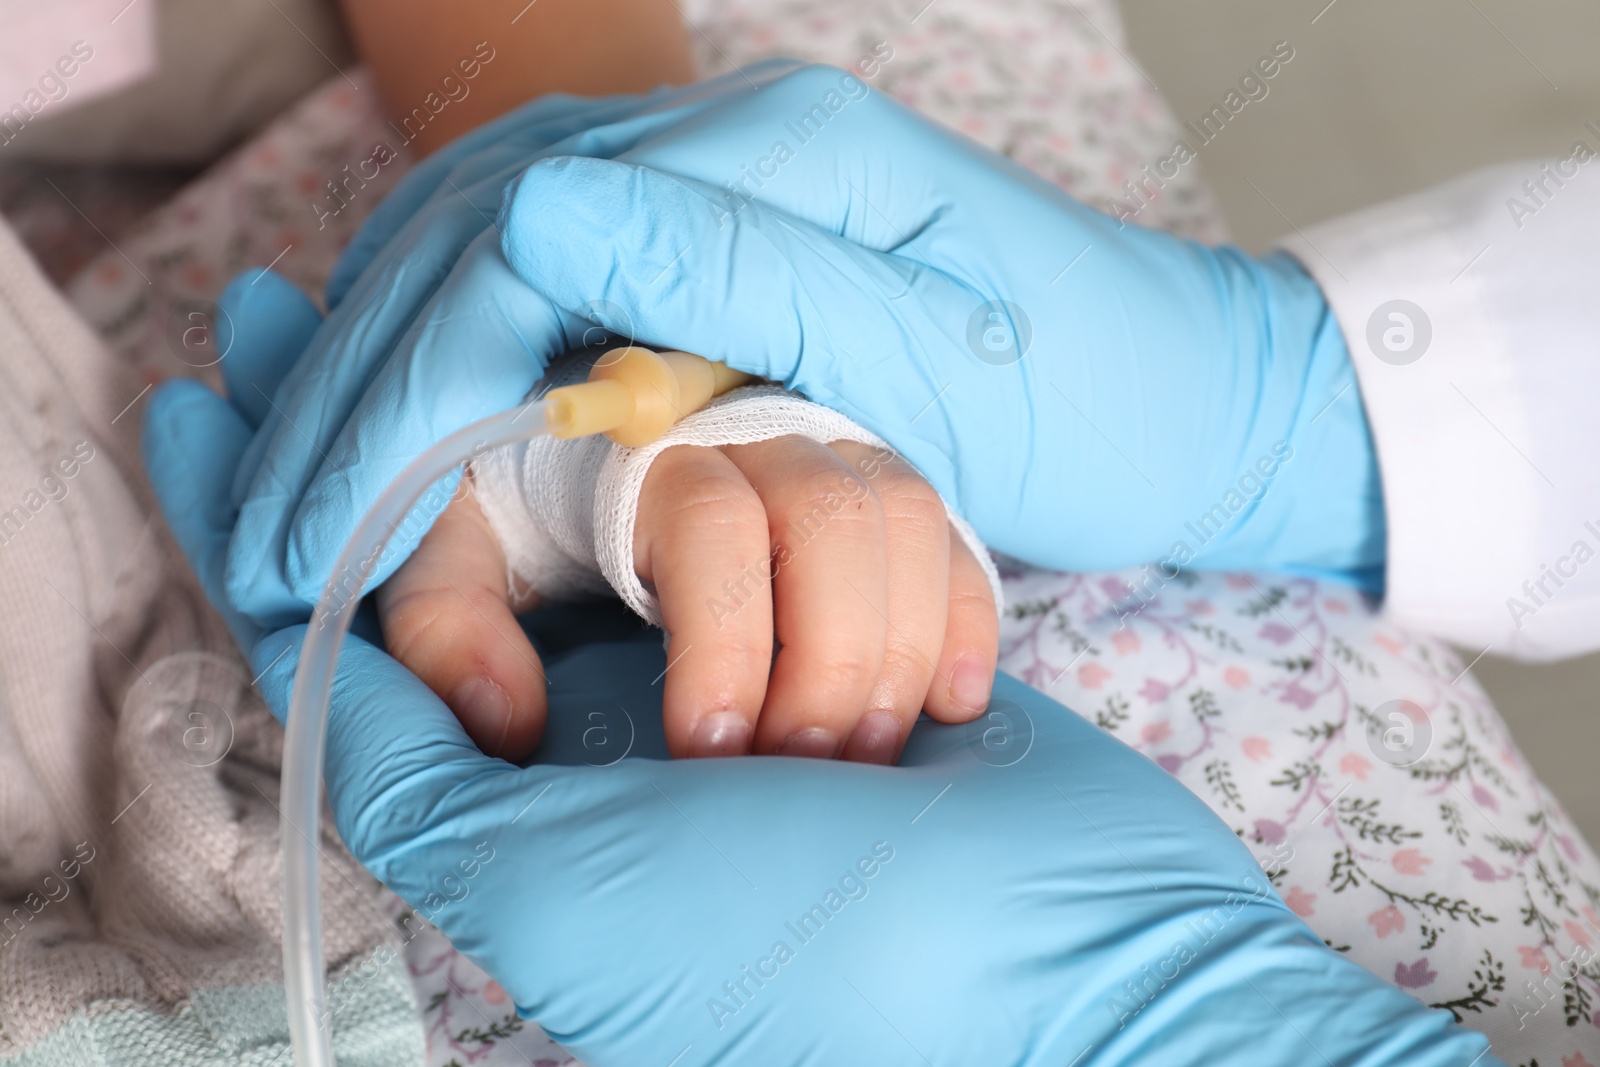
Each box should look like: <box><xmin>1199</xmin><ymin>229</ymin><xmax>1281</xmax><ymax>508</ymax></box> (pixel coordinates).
<box><xmin>719</xmin><ymin>436</ymin><xmax>889</xmax><ymax>758</ymax></box>
<box><xmin>827</xmin><ymin>442</ymin><xmax>950</xmax><ymax>765</ymax></box>
<box><xmin>634</xmin><ymin>445</ymin><xmax>773</xmax><ymax>758</ymax></box>
<box><xmin>376</xmin><ymin>485</ymin><xmax>548</xmax><ymax>761</ymax></box>
<box><xmin>922</xmin><ymin>530</ymin><xmax>999</xmax><ymax>724</ymax></box>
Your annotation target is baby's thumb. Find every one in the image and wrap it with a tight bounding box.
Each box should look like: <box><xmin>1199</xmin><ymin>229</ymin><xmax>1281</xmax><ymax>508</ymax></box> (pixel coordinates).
<box><xmin>250</xmin><ymin>625</ymin><xmax>519</xmax><ymax>871</ymax></box>
<box><xmin>375</xmin><ymin>485</ymin><xmax>548</xmax><ymax>761</ymax></box>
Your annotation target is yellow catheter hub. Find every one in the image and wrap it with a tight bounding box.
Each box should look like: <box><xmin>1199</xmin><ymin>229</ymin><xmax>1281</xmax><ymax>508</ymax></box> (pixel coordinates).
<box><xmin>544</xmin><ymin>347</ymin><xmax>755</xmax><ymax>447</ymax></box>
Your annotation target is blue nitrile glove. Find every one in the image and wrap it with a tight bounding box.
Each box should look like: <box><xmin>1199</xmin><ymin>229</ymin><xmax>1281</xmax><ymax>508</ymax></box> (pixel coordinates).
<box><xmin>224</xmin><ymin>61</ymin><xmax>1386</xmax><ymax>629</ymax></box>
<box><xmin>254</xmin><ymin>640</ymin><xmax>1499</xmax><ymax>1067</ymax></box>
<box><xmin>323</xmin><ymin>59</ymin><xmax>806</xmax><ymax>309</ymax></box>
<box><xmin>144</xmin><ymin>297</ymin><xmax>1493</xmax><ymax>1065</ymax></box>
<box><xmin>223</xmin><ymin>59</ymin><xmax>808</xmax><ymax>629</ymax></box>
<box><xmin>145</xmin><ymin>368</ymin><xmax>1490</xmax><ymax>1066</ymax></box>
<box><xmin>499</xmin><ymin>66</ymin><xmax>1389</xmax><ymax>587</ymax></box>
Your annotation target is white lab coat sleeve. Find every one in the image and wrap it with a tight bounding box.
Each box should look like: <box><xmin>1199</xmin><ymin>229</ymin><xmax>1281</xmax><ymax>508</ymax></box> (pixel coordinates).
<box><xmin>1277</xmin><ymin>154</ymin><xmax>1600</xmax><ymax>661</ymax></box>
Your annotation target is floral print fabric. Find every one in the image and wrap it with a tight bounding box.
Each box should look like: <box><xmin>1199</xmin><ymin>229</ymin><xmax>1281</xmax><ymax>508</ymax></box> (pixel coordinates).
<box><xmin>62</xmin><ymin>74</ymin><xmax>411</xmax><ymax>394</ymax></box>
<box><xmin>999</xmin><ymin>564</ymin><xmax>1600</xmax><ymax>1066</ymax></box>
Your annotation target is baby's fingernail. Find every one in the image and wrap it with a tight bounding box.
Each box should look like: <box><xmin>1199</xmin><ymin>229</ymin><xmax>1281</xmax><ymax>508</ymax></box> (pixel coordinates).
<box><xmin>949</xmin><ymin>654</ymin><xmax>993</xmax><ymax>715</ymax></box>
<box><xmin>844</xmin><ymin>711</ymin><xmax>902</xmax><ymax>764</ymax></box>
<box><xmin>453</xmin><ymin>675</ymin><xmax>513</xmax><ymax>758</ymax></box>
<box><xmin>691</xmin><ymin>712</ymin><xmax>751</xmax><ymax>757</ymax></box>
<box><xmin>777</xmin><ymin>727</ymin><xmax>841</xmax><ymax>759</ymax></box>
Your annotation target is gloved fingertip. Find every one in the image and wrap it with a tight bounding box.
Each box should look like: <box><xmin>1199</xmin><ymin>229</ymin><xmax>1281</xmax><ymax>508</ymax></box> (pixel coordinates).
<box><xmin>282</xmin><ymin>485</ymin><xmax>352</xmax><ymax>608</ymax></box>
<box><xmin>325</xmin><ymin>230</ymin><xmax>385</xmax><ymax>311</ymax></box>
<box><xmin>142</xmin><ymin>377</ymin><xmax>222</xmax><ymax>444</ymax></box>
<box><xmin>141</xmin><ymin>378</ymin><xmax>250</xmax><ymax>487</ymax></box>
<box><xmin>142</xmin><ymin>381</ymin><xmax>227</xmax><ymax>538</ymax></box>
<box><xmin>499</xmin><ymin>157</ymin><xmax>637</xmax><ymax>283</ymax></box>
<box><xmin>502</xmin><ymin>157</ymin><xmax>721</xmax><ymax>327</ymax></box>
<box><xmin>218</xmin><ymin>270</ymin><xmax>324</xmax><ymax>428</ymax></box>
<box><xmin>142</xmin><ymin>379</ymin><xmax>266</xmax><ymax>650</ymax></box>
<box><xmin>250</xmin><ymin>625</ymin><xmax>307</xmax><ymax>721</ymax></box>
<box><xmin>218</xmin><ymin>267</ymin><xmax>312</xmax><ymax>328</ymax></box>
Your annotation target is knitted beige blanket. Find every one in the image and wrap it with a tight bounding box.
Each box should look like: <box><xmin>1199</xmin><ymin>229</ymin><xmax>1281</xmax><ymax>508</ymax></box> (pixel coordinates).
<box><xmin>0</xmin><ymin>217</ymin><xmax>422</xmax><ymax>1065</ymax></box>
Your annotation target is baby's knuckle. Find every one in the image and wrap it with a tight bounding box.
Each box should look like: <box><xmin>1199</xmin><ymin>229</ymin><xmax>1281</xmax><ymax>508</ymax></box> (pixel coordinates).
<box><xmin>378</xmin><ymin>591</ymin><xmax>451</xmax><ymax>660</ymax></box>
<box><xmin>877</xmin><ymin>643</ymin><xmax>933</xmax><ymax>691</ymax></box>
<box><xmin>654</xmin><ymin>467</ymin><xmax>764</xmax><ymax>531</ymax></box>
<box><xmin>948</xmin><ymin>584</ymin><xmax>1000</xmax><ymax>628</ymax></box>
<box><xmin>869</xmin><ymin>459</ymin><xmax>931</xmax><ymax>497</ymax></box>
<box><xmin>778</xmin><ymin>467</ymin><xmax>883</xmax><ymax>531</ymax></box>
<box><xmin>803</xmin><ymin>649</ymin><xmax>880</xmax><ymax>698</ymax></box>
<box><xmin>879</xmin><ymin>474</ymin><xmax>946</xmax><ymax>532</ymax></box>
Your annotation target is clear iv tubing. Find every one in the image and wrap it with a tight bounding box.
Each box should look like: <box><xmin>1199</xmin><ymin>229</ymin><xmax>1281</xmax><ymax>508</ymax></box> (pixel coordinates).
<box><xmin>281</xmin><ymin>402</ymin><xmax>552</xmax><ymax>1067</ymax></box>
<box><xmin>280</xmin><ymin>347</ymin><xmax>753</xmax><ymax>1066</ymax></box>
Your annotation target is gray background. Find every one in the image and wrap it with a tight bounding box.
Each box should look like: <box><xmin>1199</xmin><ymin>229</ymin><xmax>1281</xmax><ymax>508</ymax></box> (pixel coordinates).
<box><xmin>1119</xmin><ymin>0</ymin><xmax>1600</xmax><ymax>840</ymax></box>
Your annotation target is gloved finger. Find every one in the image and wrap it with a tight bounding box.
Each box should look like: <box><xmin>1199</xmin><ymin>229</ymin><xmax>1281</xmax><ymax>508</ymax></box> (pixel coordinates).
<box><xmin>827</xmin><ymin>441</ymin><xmax>949</xmax><ymax>765</ymax></box>
<box><xmin>502</xmin><ymin>156</ymin><xmax>983</xmax><ymax>508</ymax></box>
<box><xmin>141</xmin><ymin>379</ymin><xmax>261</xmax><ymax>649</ymax></box>
<box><xmin>719</xmin><ymin>436</ymin><xmax>889</xmax><ymax>758</ymax></box>
<box><xmin>622</xmin><ymin>62</ymin><xmax>953</xmax><ymax>253</ymax></box>
<box><xmin>923</xmin><ymin>529</ymin><xmax>998</xmax><ymax>724</ymax></box>
<box><xmin>327</xmin><ymin>58</ymin><xmax>810</xmax><ymax>308</ymax></box>
<box><xmin>235</xmin><ymin>91</ymin><xmax>798</xmax><ymax>618</ymax></box>
<box><xmin>273</xmin><ymin>230</ymin><xmax>576</xmax><ymax>609</ymax></box>
<box><xmin>250</xmin><ymin>624</ymin><xmax>521</xmax><ymax>868</ymax></box>
<box><xmin>226</xmin><ymin>198</ymin><xmax>548</xmax><ymax>622</ymax></box>
<box><xmin>231</xmin><ymin>173</ymin><xmax>505</xmax><ymax>517</ymax></box>
<box><xmin>376</xmin><ymin>484</ymin><xmax>549</xmax><ymax>762</ymax></box>
<box><xmin>634</xmin><ymin>443</ymin><xmax>771</xmax><ymax>758</ymax></box>
<box><xmin>217</xmin><ymin>269</ymin><xmax>323</xmax><ymax>428</ymax></box>
<box><xmin>620</xmin><ymin>61</ymin><xmax>1112</xmax><ymax>277</ymax></box>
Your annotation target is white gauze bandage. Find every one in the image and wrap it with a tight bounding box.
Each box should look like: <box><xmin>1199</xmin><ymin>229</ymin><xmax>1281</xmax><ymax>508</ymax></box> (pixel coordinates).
<box><xmin>469</xmin><ymin>356</ymin><xmax>1002</xmax><ymax>627</ymax></box>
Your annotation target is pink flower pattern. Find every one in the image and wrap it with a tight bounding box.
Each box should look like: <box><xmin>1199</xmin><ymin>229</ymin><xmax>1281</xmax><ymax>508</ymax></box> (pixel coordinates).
<box><xmin>1392</xmin><ymin>848</ymin><xmax>1432</xmax><ymax>876</ymax></box>
<box><xmin>999</xmin><ymin>566</ymin><xmax>1600</xmax><ymax>1065</ymax></box>
<box><xmin>1370</xmin><ymin>906</ymin><xmax>1405</xmax><ymax>939</ymax></box>
<box><xmin>1284</xmin><ymin>886</ymin><xmax>1318</xmax><ymax>918</ymax></box>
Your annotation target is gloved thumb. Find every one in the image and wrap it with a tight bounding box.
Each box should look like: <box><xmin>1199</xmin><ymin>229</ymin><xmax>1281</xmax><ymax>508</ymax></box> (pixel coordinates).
<box><xmin>250</xmin><ymin>625</ymin><xmax>520</xmax><ymax>872</ymax></box>
<box><xmin>500</xmin><ymin>156</ymin><xmax>985</xmax><ymax>501</ymax></box>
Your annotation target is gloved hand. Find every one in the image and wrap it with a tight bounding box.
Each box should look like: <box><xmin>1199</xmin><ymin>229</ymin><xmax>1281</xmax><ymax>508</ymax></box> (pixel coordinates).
<box><xmin>145</xmin><ymin>356</ymin><xmax>1489</xmax><ymax>1067</ymax></box>
<box><xmin>222</xmin><ymin>58</ymin><xmax>811</xmax><ymax>630</ymax></box>
<box><xmin>222</xmin><ymin>62</ymin><xmax>1386</xmax><ymax>631</ymax></box>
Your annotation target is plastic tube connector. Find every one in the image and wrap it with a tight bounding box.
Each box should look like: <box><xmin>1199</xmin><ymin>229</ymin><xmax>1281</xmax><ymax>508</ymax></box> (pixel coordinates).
<box><xmin>544</xmin><ymin>347</ymin><xmax>754</xmax><ymax>447</ymax></box>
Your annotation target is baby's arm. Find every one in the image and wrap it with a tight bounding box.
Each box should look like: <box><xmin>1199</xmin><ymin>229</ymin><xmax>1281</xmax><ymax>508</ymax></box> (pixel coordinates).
<box><xmin>337</xmin><ymin>0</ymin><xmax>696</xmax><ymax>155</ymax></box>
<box><xmin>376</xmin><ymin>363</ymin><xmax>1001</xmax><ymax>765</ymax></box>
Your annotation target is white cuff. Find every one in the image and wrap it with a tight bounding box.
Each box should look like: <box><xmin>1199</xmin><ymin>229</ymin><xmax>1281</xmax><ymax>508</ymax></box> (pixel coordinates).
<box><xmin>1278</xmin><ymin>156</ymin><xmax>1600</xmax><ymax>659</ymax></box>
<box><xmin>471</xmin><ymin>359</ymin><xmax>1003</xmax><ymax>628</ymax></box>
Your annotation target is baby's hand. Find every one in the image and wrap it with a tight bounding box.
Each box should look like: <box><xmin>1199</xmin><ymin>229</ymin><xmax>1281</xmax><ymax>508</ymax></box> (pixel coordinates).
<box><xmin>376</xmin><ymin>435</ymin><xmax>998</xmax><ymax>765</ymax></box>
